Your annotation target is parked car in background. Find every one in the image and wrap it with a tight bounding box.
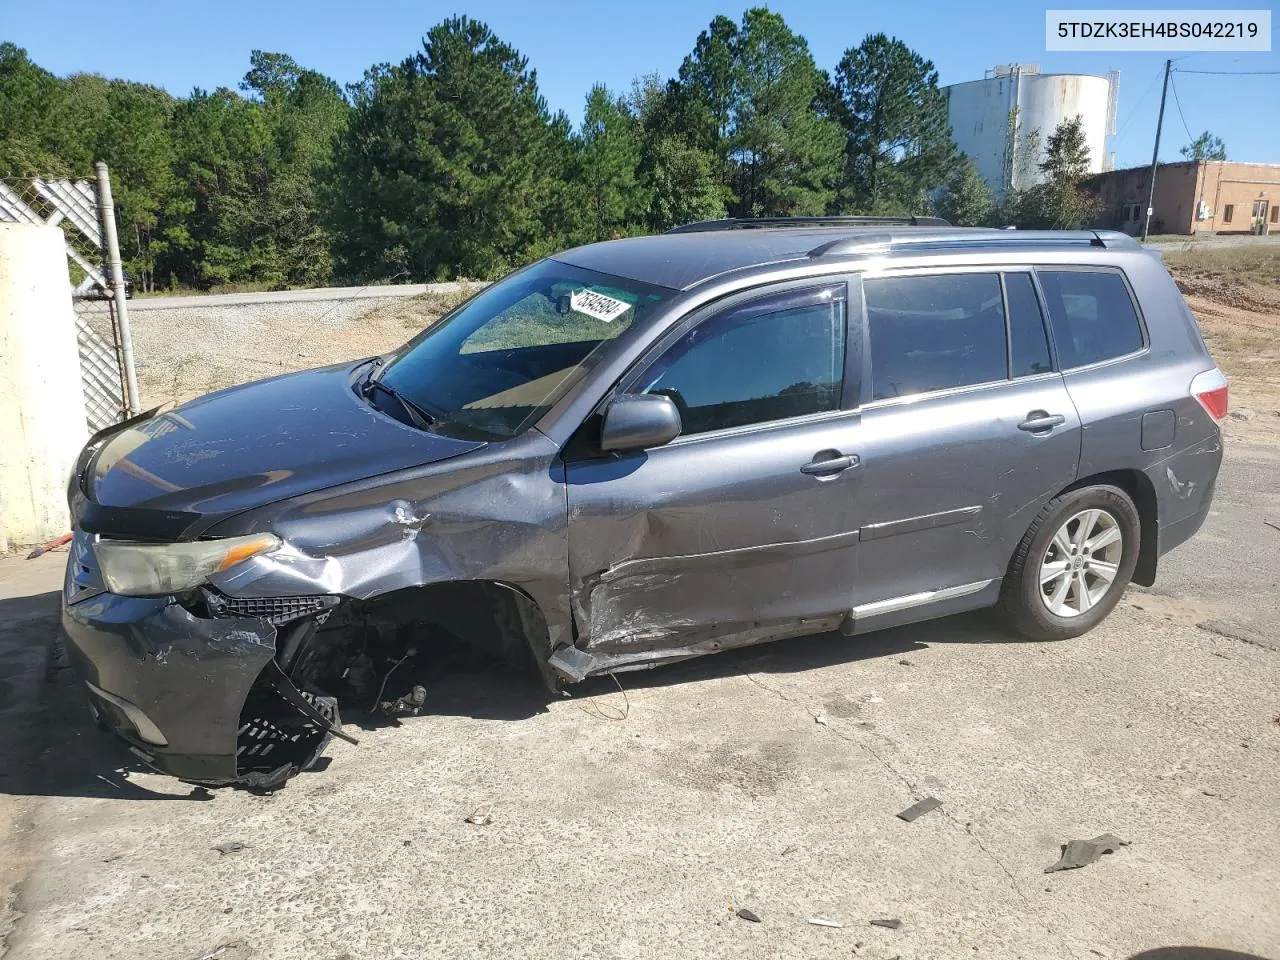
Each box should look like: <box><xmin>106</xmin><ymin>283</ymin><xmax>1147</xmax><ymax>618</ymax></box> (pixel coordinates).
<box><xmin>61</xmin><ymin>217</ymin><xmax>1226</xmax><ymax>789</ymax></box>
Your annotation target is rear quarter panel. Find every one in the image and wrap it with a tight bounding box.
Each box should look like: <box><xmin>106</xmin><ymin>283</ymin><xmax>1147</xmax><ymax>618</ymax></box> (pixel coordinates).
<box><xmin>1056</xmin><ymin>252</ymin><xmax>1222</xmax><ymax>532</ymax></box>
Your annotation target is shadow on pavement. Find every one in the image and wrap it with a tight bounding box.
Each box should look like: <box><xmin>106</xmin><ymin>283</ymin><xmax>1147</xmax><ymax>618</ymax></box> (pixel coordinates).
<box><xmin>0</xmin><ymin>589</ymin><xmax>216</xmax><ymax>803</ymax></box>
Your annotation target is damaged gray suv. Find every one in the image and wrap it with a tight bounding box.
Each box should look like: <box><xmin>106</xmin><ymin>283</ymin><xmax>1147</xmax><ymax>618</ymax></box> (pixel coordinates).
<box><xmin>62</xmin><ymin>217</ymin><xmax>1227</xmax><ymax>788</ymax></box>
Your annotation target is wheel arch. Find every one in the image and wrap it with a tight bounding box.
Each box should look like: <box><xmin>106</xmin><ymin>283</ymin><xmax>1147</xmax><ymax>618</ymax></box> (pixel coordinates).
<box><xmin>333</xmin><ymin>578</ymin><xmax>559</xmax><ymax>690</ymax></box>
<box><xmin>1060</xmin><ymin>469</ymin><xmax>1159</xmax><ymax>587</ymax></box>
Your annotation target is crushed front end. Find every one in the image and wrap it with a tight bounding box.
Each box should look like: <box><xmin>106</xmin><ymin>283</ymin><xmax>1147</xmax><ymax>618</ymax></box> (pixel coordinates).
<box><xmin>61</xmin><ymin>531</ymin><xmax>348</xmax><ymax>788</ymax></box>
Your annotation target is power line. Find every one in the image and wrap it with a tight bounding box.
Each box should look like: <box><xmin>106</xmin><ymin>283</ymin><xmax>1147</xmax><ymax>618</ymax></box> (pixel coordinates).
<box><xmin>1168</xmin><ymin>74</ymin><xmax>1195</xmax><ymax>144</ymax></box>
<box><xmin>1113</xmin><ymin>66</ymin><xmax>1165</xmax><ymax>143</ymax></box>
<box><xmin>1174</xmin><ymin>69</ymin><xmax>1280</xmax><ymax>75</ymax></box>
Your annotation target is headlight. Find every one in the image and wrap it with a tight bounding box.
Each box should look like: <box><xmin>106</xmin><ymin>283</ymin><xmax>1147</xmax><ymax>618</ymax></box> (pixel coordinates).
<box><xmin>93</xmin><ymin>534</ymin><xmax>281</xmax><ymax>596</ymax></box>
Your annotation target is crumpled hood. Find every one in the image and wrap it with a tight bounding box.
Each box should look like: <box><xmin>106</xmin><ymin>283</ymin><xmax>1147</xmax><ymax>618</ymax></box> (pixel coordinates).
<box><xmin>88</xmin><ymin>363</ymin><xmax>485</xmax><ymax>517</ymax></box>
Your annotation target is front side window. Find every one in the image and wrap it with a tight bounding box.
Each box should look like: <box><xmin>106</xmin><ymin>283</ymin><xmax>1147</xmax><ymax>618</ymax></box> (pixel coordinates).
<box><xmin>864</xmin><ymin>273</ymin><xmax>1006</xmax><ymax>401</ymax></box>
<box><xmin>1037</xmin><ymin>270</ymin><xmax>1144</xmax><ymax>369</ymax></box>
<box><xmin>374</xmin><ymin>260</ymin><xmax>669</xmax><ymax>439</ymax></box>
<box><xmin>636</xmin><ymin>285</ymin><xmax>846</xmax><ymax>436</ymax></box>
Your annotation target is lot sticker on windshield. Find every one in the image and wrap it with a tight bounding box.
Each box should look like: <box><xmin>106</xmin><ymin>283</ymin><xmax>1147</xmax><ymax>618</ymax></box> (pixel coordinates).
<box><xmin>570</xmin><ymin>288</ymin><xmax>631</xmax><ymax>323</ymax></box>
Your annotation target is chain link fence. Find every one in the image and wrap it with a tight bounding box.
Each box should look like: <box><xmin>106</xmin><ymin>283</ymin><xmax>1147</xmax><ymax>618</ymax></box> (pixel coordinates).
<box><xmin>1</xmin><ymin>172</ymin><xmax>134</xmax><ymax>431</ymax></box>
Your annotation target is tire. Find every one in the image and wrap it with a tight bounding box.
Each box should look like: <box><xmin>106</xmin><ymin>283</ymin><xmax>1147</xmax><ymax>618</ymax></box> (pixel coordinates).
<box><xmin>999</xmin><ymin>484</ymin><xmax>1140</xmax><ymax>642</ymax></box>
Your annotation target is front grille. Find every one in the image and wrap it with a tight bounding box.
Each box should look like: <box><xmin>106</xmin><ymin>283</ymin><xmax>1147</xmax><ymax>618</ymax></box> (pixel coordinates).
<box><xmin>236</xmin><ymin>676</ymin><xmax>340</xmax><ymax>789</ymax></box>
<box><xmin>211</xmin><ymin>593</ymin><xmax>337</xmax><ymax>625</ymax></box>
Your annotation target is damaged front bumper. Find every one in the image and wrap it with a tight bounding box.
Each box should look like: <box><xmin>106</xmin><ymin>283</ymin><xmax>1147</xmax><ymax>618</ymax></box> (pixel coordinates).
<box><xmin>61</xmin><ymin>536</ymin><xmax>344</xmax><ymax>787</ymax></box>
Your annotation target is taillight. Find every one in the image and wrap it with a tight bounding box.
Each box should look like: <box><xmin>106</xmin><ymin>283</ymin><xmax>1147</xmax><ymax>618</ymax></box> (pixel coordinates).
<box><xmin>1190</xmin><ymin>368</ymin><xmax>1229</xmax><ymax>422</ymax></box>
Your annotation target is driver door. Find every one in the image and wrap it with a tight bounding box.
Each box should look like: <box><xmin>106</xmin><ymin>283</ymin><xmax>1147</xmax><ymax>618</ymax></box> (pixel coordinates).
<box><xmin>563</xmin><ymin>280</ymin><xmax>864</xmax><ymax>664</ymax></box>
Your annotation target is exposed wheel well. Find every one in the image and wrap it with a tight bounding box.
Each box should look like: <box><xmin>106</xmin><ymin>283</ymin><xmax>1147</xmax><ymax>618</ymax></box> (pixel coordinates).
<box><xmin>1062</xmin><ymin>469</ymin><xmax>1159</xmax><ymax>586</ymax></box>
<box><xmin>288</xmin><ymin>579</ymin><xmax>556</xmax><ymax>699</ymax></box>
<box><xmin>234</xmin><ymin>579</ymin><xmax>556</xmax><ymax>788</ymax></box>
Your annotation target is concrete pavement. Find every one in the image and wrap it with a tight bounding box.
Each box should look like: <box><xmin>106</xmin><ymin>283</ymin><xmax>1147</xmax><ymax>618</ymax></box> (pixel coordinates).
<box><xmin>1</xmin><ymin>442</ymin><xmax>1277</xmax><ymax>960</ymax></box>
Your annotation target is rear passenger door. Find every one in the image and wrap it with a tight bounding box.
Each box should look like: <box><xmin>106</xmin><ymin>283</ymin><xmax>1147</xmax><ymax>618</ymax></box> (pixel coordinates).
<box><xmin>849</xmin><ymin>268</ymin><xmax>1081</xmax><ymax>627</ymax></box>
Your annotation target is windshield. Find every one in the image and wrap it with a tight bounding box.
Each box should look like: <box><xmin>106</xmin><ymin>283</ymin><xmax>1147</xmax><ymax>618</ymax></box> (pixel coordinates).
<box><xmin>373</xmin><ymin>260</ymin><xmax>670</xmax><ymax>440</ymax></box>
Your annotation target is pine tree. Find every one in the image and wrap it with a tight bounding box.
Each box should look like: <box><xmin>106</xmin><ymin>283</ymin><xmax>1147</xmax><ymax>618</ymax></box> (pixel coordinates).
<box><xmin>937</xmin><ymin>155</ymin><xmax>992</xmax><ymax>226</ymax></box>
<box><xmin>240</xmin><ymin>51</ymin><xmax>348</xmax><ymax>286</ymax></box>
<box><xmin>1181</xmin><ymin>131</ymin><xmax>1227</xmax><ymax>162</ymax></box>
<box><xmin>1004</xmin><ymin>115</ymin><xmax>1099</xmax><ymax>229</ymax></box>
<box><xmin>629</xmin><ymin>74</ymin><xmax>728</xmax><ymax>230</ymax></box>
<box><xmin>329</xmin><ymin>17</ymin><xmax>574</xmax><ymax>281</ymax></box>
<box><xmin>676</xmin><ymin>15</ymin><xmax>739</xmax><ymax>191</ymax></box>
<box><xmin>1032</xmin><ymin>115</ymin><xmax>1098</xmax><ymax>228</ymax></box>
<box><xmin>576</xmin><ymin>85</ymin><xmax>647</xmax><ymax>241</ymax></box>
<box><xmin>0</xmin><ymin>44</ymin><xmax>81</xmax><ymax>176</ymax></box>
<box><xmin>674</xmin><ymin>8</ymin><xmax>842</xmax><ymax>218</ymax></box>
<box><xmin>728</xmin><ymin>8</ymin><xmax>844</xmax><ymax>216</ymax></box>
<box><xmin>832</xmin><ymin>34</ymin><xmax>955</xmax><ymax>213</ymax></box>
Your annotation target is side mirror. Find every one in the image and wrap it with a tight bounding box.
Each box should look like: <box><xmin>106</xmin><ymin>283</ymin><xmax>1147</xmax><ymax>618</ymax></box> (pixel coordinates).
<box><xmin>600</xmin><ymin>394</ymin><xmax>682</xmax><ymax>453</ymax></box>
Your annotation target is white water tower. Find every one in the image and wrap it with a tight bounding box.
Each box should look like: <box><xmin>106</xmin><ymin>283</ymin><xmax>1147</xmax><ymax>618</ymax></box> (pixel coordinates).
<box><xmin>945</xmin><ymin>64</ymin><xmax>1118</xmax><ymax>199</ymax></box>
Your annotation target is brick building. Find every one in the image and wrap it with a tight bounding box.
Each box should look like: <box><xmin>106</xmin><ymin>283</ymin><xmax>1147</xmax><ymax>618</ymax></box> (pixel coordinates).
<box><xmin>1085</xmin><ymin>160</ymin><xmax>1280</xmax><ymax>236</ymax></box>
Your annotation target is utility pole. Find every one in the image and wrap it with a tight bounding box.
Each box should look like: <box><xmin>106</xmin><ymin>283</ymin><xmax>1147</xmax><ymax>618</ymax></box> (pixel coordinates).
<box><xmin>1142</xmin><ymin>59</ymin><xmax>1172</xmax><ymax>242</ymax></box>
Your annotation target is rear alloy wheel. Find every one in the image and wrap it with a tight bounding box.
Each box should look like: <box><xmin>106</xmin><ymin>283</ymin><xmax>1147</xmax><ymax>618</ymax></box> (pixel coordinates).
<box><xmin>1001</xmin><ymin>485</ymin><xmax>1140</xmax><ymax>641</ymax></box>
<box><xmin>1038</xmin><ymin>508</ymin><xmax>1124</xmax><ymax>618</ymax></box>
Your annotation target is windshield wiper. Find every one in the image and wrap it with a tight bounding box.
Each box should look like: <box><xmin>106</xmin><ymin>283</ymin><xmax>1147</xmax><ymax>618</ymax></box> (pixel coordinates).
<box><xmin>363</xmin><ymin>377</ymin><xmax>436</xmax><ymax>430</ymax></box>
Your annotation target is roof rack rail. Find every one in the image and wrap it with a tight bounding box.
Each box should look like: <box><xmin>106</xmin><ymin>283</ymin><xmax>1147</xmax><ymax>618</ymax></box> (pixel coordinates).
<box><xmin>810</xmin><ymin>228</ymin><xmax>1140</xmax><ymax>258</ymax></box>
<box><xmin>665</xmin><ymin>215</ymin><xmax>951</xmax><ymax>234</ymax></box>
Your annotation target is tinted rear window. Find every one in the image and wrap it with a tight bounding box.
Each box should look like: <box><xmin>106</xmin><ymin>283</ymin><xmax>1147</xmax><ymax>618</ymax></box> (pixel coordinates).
<box><xmin>1037</xmin><ymin>270</ymin><xmax>1144</xmax><ymax>369</ymax></box>
<box><xmin>864</xmin><ymin>274</ymin><xmax>1006</xmax><ymax>401</ymax></box>
<box><xmin>1004</xmin><ymin>273</ymin><xmax>1053</xmax><ymax>377</ymax></box>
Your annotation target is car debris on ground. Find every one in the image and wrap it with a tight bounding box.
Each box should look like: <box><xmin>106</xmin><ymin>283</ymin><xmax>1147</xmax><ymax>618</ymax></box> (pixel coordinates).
<box><xmin>463</xmin><ymin>805</ymin><xmax>493</xmax><ymax>826</ymax></box>
<box><xmin>896</xmin><ymin>796</ymin><xmax>942</xmax><ymax>822</ymax></box>
<box><xmin>379</xmin><ymin>684</ymin><xmax>427</xmax><ymax>717</ymax></box>
<box><xmin>212</xmin><ymin>841</ymin><xmax>248</xmax><ymax>855</ymax></box>
<box><xmin>870</xmin><ymin>917</ymin><xmax>903</xmax><ymax>929</ymax></box>
<box><xmin>1044</xmin><ymin>833</ymin><xmax>1129</xmax><ymax>872</ymax></box>
<box><xmin>735</xmin><ymin>908</ymin><xmax>762</xmax><ymax>923</ymax></box>
<box><xmin>808</xmin><ymin>917</ymin><xmax>843</xmax><ymax>928</ymax></box>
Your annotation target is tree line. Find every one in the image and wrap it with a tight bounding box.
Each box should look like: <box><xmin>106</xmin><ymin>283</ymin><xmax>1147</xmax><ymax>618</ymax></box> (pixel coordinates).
<box><xmin>0</xmin><ymin>11</ymin><xmax>1106</xmax><ymax>291</ymax></box>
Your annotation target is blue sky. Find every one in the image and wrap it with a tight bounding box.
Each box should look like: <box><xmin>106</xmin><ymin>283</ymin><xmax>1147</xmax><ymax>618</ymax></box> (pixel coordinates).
<box><xmin>3</xmin><ymin>0</ymin><xmax>1277</xmax><ymax>168</ymax></box>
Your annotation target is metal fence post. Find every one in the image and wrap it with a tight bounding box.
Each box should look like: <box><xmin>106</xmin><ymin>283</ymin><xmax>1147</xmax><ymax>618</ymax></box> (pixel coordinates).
<box><xmin>94</xmin><ymin>162</ymin><xmax>140</xmax><ymax>415</ymax></box>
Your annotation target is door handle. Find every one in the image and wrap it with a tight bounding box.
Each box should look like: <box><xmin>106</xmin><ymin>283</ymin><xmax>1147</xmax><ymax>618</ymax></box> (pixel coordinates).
<box><xmin>801</xmin><ymin>453</ymin><xmax>859</xmax><ymax>476</ymax></box>
<box><xmin>1018</xmin><ymin>412</ymin><xmax>1066</xmax><ymax>433</ymax></box>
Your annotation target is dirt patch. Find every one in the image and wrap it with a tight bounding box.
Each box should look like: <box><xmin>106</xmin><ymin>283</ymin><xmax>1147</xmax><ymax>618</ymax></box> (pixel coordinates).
<box><xmin>1166</xmin><ymin>246</ymin><xmax>1280</xmax><ymax>444</ymax></box>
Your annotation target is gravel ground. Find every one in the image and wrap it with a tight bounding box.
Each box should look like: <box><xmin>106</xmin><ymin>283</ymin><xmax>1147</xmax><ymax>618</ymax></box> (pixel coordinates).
<box><xmin>126</xmin><ymin>285</ymin><xmax>479</xmax><ymax>408</ymax></box>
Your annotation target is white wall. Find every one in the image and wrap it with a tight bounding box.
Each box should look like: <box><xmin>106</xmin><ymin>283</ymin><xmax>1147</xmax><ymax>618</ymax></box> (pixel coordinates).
<box><xmin>0</xmin><ymin>223</ymin><xmax>89</xmax><ymax>550</ymax></box>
